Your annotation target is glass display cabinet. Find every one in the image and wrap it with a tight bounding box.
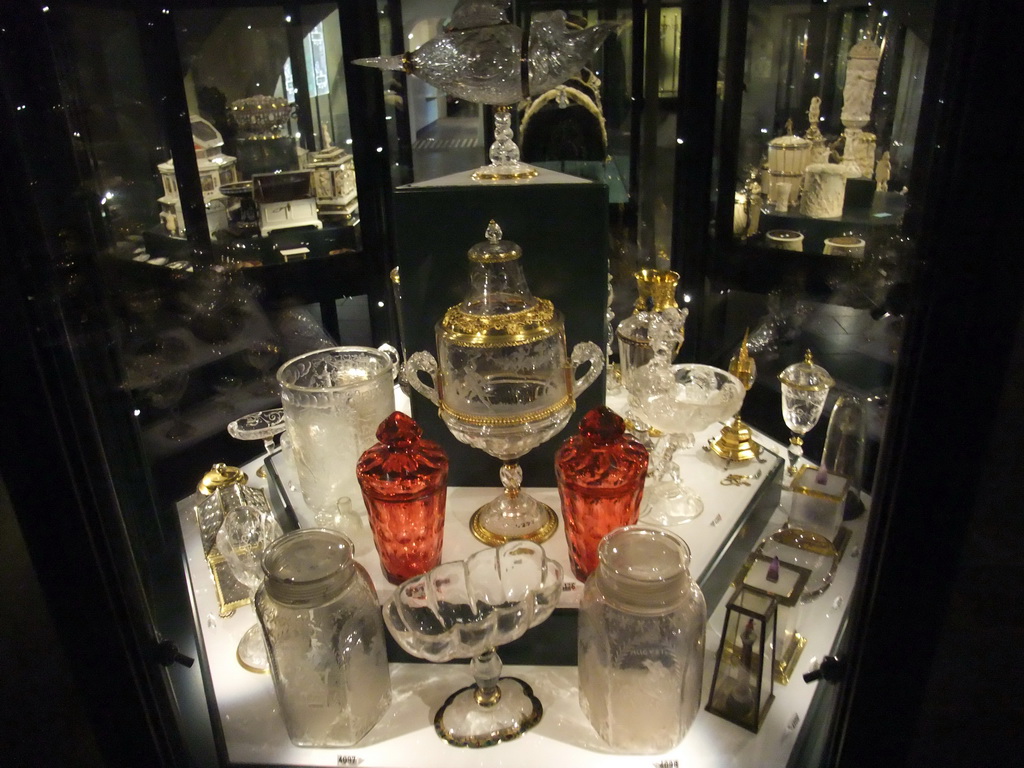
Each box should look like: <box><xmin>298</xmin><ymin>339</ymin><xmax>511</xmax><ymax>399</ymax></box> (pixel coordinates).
<box><xmin>2</xmin><ymin>1</ymin><xmax>1022</xmax><ymax>767</ymax></box>
<box><xmin>15</xmin><ymin>0</ymin><xmax>398</xmax><ymax>501</ymax></box>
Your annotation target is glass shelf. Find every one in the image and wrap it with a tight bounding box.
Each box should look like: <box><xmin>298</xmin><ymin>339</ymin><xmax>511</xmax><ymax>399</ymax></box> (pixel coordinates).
<box><xmin>173</xmin><ymin>393</ymin><xmax>868</xmax><ymax>766</ymax></box>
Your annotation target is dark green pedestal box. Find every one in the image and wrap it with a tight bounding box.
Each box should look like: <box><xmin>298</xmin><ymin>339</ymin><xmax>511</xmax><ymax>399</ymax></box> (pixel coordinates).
<box><xmin>394</xmin><ymin>168</ymin><xmax>609</xmax><ymax>487</ymax></box>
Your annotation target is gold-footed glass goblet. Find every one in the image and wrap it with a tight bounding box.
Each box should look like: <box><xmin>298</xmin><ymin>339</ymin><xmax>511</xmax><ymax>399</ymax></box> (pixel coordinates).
<box><xmin>616</xmin><ymin>268</ymin><xmax>685</xmax><ymax>441</ymax></box>
<box><xmin>404</xmin><ymin>221</ymin><xmax>603</xmax><ymax>546</ymax></box>
<box><xmin>779</xmin><ymin>350</ymin><xmax>835</xmax><ymax>468</ymax></box>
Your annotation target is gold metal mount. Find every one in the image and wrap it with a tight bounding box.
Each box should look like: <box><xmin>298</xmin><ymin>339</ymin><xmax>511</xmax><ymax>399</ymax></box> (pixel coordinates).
<box><xmin>440</xmin><ymin>299</ymin><xmax>559</xmax><ymax>348</ymax></box>
<box><xmin>471</xmin><ymin>166</ymin><xmax>540</xmax><ymax>181</ymax></box>
<box><xmin>711</xmin><ymin>417</ymin><xmax>762</xmax><ymax>463</ymax></box>
<box><xmin>469</xmin><ymin>502</ymin><xmax>559</xmax><ymax>547</ymax></box>
<box><xmin>712</xmin><ymin>330</ymin><xmax>760</xmax><ymax>461</ymax></box>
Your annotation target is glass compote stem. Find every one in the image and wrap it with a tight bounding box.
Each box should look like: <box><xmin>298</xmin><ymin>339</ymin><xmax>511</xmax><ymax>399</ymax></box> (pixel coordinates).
<box><xmin>216</xmin><ymin>504</ymin><xmax>281</xmax><ymax>673</ymax></box>
<box><xmin>434</xmin><ymin>648</ymin><xmax>542</xmax><ymax>747</ymax></box>
<box><xmin>646</xmin><ymin>430</ymin><xmax>703</xmax><ymax>520</ymax></box>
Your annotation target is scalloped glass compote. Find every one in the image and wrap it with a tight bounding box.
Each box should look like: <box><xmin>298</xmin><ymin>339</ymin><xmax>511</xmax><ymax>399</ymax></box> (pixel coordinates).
<box><xmin>383</xmin><ymin>540</ymin><xmax>563</xmax><ymax>747</ymax></box>
<box><xmin>632</xmin><ymin>310</ymin><xmax>745</xmax><ymax>524</ymax></box>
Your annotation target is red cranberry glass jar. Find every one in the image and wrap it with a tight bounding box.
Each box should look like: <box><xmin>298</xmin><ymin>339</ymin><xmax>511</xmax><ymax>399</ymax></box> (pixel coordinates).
<box><xmin>555</xmin><ymin>406</ymin><xmax>649</xmax><ymax>581</ymax></box>
<box><xmin>357</xmin><ymin>412</ymin><xmax>448</xmax><ymax>584</ymax></box>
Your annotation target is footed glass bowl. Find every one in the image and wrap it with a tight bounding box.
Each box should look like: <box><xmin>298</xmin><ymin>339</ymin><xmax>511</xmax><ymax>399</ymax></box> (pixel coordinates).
<box><xmin>636</xmin><ymin>363</ymin><xmax>746</xmax><ymax>523</ymax></box>
<box><xmin>383</xmin><ymin>541</ymin><xmax>563</xmax><ymax>747</ymax></box>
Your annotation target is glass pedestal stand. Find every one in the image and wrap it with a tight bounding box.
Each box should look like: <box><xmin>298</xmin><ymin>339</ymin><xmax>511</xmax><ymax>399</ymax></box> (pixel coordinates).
<box><xmin>643</xmin><ymin>433</ymin><xmax>705</xmax><ymax>524</ymax></box>
<box><xmin>434</xmin><ymin>649</ymin><xmax>543</xmax><ymax>748</ymax></box>
<box><xmin>470</xmin><ymin>461</ymin><xmax>558</xmax><ymax>546</ymax></box>
<box><xmin>472</xmin><ymin>107</ymin><xmax>539</xmax><ymax>181</ymax></box>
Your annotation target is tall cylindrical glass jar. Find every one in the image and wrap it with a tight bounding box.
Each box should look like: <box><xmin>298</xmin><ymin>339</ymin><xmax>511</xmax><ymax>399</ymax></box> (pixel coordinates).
<box><xmin>578</xmin><ymin>526</ymin><xmax>706</xmax><ymax>753</ymax></box>
<box><xmin>255</xmin><ymin>529</ymin><xmax>391</xmax><ymax>747</ymax></box>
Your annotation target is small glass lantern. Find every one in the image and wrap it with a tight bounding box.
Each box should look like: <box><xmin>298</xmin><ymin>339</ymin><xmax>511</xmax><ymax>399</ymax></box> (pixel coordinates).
<box><xmin>735</xmin><ymin>553</ymin><xmax>813</xmax><ymax>685</ymax></box>
<box><xmin>706</xmin><ymin>586</ymin><xmax>777</xmax><ymax>733</ymax></box>
<box><xmin>193</xmin><ymin>463</ymin><xmax>275</xmax><ymax>617</ymax></box>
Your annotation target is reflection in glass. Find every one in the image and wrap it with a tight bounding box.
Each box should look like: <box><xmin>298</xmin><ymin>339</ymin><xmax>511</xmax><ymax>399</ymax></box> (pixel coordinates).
<box><xmin>216</xmin><ymin>503</ymin><xmax>282</xmax><ymax>673</ymax></box>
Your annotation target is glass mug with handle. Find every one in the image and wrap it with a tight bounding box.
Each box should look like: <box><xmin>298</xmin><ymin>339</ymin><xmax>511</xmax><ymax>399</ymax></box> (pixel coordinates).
<box><xmin>277</xmin><ymin>345</ymin><xmax>399</xmax><ymax>523</ymax></box>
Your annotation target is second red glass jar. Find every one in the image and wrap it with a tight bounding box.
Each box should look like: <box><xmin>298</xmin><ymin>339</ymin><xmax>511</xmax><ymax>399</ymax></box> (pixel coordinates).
<box><xmin>555</xmin><ymin>406</ymin><xmax>649</xmax><ymax>582</ymax></box>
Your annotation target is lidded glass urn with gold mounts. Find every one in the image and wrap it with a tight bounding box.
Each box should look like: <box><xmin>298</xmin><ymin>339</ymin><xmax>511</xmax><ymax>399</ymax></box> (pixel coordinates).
<box><xmin>404</xmin><ymin>220</ymin><xmax>603</xmax><ymax>546</ymax></box>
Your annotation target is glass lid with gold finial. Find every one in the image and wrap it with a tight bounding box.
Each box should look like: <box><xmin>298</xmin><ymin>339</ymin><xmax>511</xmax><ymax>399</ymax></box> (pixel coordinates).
<box><xmin>404</xmin><ymin>220</ymin><xmax>603</xmax><ymax>546</ymax></box>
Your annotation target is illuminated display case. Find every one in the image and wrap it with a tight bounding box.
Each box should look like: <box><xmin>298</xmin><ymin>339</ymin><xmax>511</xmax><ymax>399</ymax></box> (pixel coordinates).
<box><xmin>1</xmin><ymin>1</ymin><xmax>1022</xmax><ymax>767</ymax></box>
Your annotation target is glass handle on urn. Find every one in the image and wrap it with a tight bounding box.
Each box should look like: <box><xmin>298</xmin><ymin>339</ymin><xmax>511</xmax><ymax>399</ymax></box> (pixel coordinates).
<box><xmin>570</xmin><ymin>341</ymin><xmax>604</xmax><ymax>397</ymax></box>
<box><xmin>402</xmin><ymin>351</ymin><xmax>440</xmax><ymax>406</ymax></box>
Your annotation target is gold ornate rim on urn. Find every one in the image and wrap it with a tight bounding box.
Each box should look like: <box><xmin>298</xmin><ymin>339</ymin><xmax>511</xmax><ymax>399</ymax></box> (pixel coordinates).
<box><xmin>440</xmin><ymin>395</ymin><xmax>574</xmax><ymax>427</ymax></box>
<box><xmin>441</xmin><ymin>299</ymin><xmax>560</xmax><ymax>348</ymax></box>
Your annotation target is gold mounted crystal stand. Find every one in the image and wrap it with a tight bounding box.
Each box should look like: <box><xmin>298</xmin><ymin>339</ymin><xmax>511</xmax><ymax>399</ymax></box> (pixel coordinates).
<box><xmin>617</xmin><ymin>267</ymin><xmax>684</xmax><ymax>438</ymax></box>
<box><xmin>712</xmin><ymin>330</ymin><xmax>762</xmax><ymax>462</ymax></box>
<box><xmin>472</xmin><ymin>106</ymin><xmax>539</xmax><ymax>181</ymax></box>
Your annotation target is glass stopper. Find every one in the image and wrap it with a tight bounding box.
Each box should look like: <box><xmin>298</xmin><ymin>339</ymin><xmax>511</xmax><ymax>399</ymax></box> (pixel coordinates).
<box><xmin>485</xmin><ymin>220</ymin><xmax>502</xmax><ymax>244</ymax></box>
<box><xmin>376</xmin><ymin>411</ymin><xmax>421</xmax><ymax>448</ymax></box>
<box><xmin>579</xmin><ymin>406</ymin><xmax>626</xmax><ymax>445</ymax></box>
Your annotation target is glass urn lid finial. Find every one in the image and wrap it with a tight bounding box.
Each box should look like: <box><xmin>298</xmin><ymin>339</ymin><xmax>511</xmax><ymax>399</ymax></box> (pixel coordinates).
<box><xmin>468</xmin><ymin>220</ymin><xmax>523</xmax><ymax>265</ymax></box>
<box><xmin>486</xmin><ymin>219</ymin><xmax>500</xmax><ymax>244</ymax></box>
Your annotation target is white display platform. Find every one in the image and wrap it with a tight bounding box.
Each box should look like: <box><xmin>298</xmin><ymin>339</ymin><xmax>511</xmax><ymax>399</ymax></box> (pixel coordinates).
<box><xmin>177</xmin><ymin>403</ymin><xmax>868</xmax><ymax>767</ymax></box>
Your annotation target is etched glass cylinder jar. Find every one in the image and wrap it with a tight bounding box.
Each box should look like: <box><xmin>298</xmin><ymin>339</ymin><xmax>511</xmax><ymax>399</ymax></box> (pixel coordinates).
<box><xmin>277</xmin><ymin>345</ymin><xmax>398</xmax><ymax>519</ymax></box>
<box><xmin>255</xmin><ymin>529</ymin><xmax>392</xmax><ymax>747</ymax></box>
<box><xmin>578</xmin><ymin>526</ymin><xmax>706</xmax><ymax>753</ymax></box>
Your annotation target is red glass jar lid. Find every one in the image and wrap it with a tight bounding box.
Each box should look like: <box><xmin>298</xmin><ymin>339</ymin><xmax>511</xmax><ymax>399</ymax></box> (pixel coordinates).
<box><xmin>578</xmin><ymin>406</ymin><xmax>626</xmax><ymax>445</ymax></box>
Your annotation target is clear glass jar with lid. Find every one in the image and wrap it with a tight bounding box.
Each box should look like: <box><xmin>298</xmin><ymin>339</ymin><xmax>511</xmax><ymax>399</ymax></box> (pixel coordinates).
<box><xmin>577</xmin><ymin>525</ymin><xmax>706</xmax><ymax>753</ymax></box>
<box><xmin>255</xmin><ymin>529</ymin><xmax>391</xmax><ymax>747</ymax></box>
